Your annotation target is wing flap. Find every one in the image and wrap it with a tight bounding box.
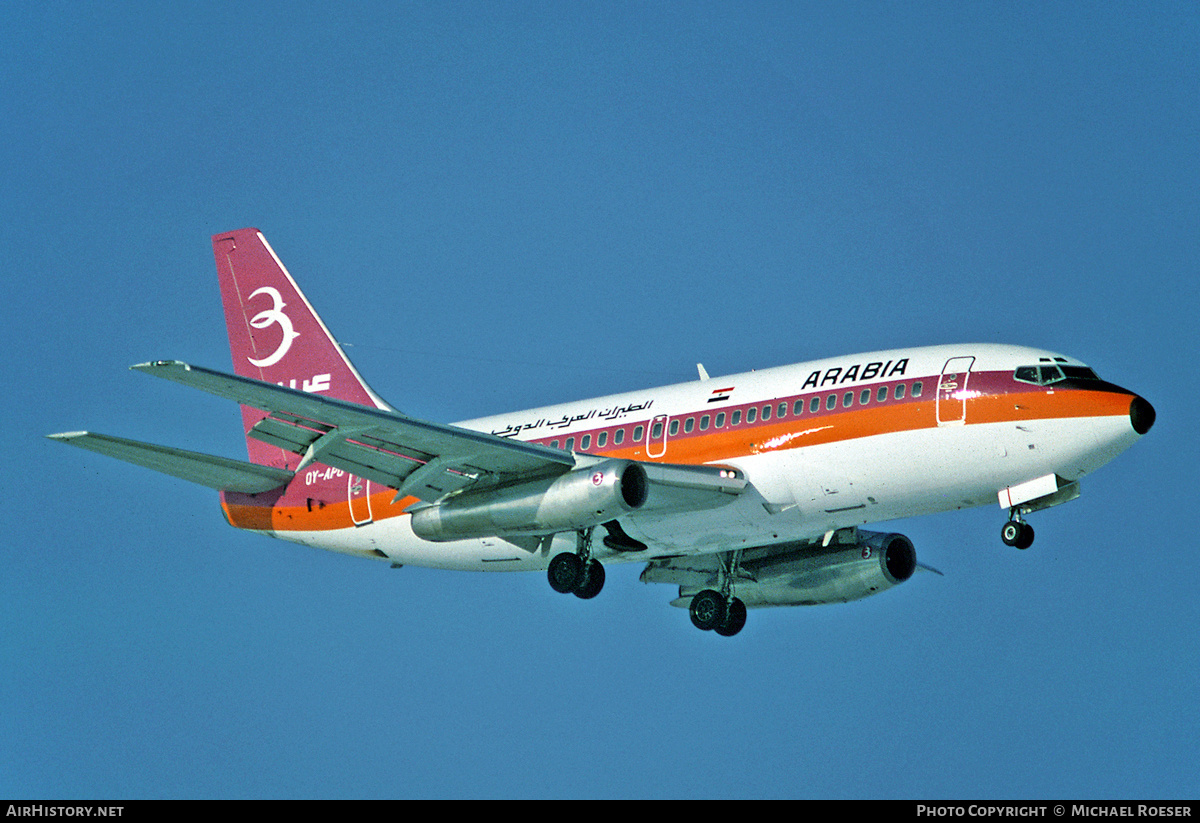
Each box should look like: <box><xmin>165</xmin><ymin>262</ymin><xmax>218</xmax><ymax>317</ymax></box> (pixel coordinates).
<box><xmin>639</xmin><ymin>555</ymin><xmax>723</xmax><ymax>590</ymax></box>
<box><xmin>47</xmin><ymin>432</ymin><xmax>293</xmax><ymax>494</ymax></box>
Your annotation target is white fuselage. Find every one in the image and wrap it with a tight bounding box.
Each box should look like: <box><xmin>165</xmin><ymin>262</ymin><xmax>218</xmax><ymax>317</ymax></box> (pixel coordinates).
<box><xmin>265</xmin><ymin>343</ymin><xmax>1144</xmax><ymax>571</ymax></box>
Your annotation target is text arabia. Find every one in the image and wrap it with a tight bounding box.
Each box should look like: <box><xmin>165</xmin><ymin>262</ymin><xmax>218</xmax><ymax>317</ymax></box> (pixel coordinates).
<box><xmin>801</xmin><ymin>358</ymin><xmax>909</xmax><ymax>390</ymax></box>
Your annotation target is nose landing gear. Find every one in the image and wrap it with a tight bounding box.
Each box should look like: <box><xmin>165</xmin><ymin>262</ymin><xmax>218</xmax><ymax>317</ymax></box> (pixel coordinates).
<box><xmin>1001</xmin><ymin>515</ymin><xmax>1035</xmax><ymax>549</ymax></box>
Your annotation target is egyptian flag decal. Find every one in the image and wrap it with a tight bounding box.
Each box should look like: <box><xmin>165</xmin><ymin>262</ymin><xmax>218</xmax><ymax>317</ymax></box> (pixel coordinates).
<box><xmin>707</xmin><ymin>386</ymin><xmax>735</xmax><ymax>403</ymax></box>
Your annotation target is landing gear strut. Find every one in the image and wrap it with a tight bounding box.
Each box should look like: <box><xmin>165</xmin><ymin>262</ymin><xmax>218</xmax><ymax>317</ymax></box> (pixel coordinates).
<box><xmin>547</xmin><ymin>527</ymin><xmax>606</xmax><ymax>599</ymax></box>
<box><xmin>1001</xmin><ymin>513</ymin><xmax>1035</xmax><ymax>550</ymax></box>
<box><xmin>688</xmin><ymin>550</ymin><xmax>747</xmax><ymax>636</ymax></box>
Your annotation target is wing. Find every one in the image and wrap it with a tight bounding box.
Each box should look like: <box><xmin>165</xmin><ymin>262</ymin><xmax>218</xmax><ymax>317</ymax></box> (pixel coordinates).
<box><xmin>132</xmin><ymin>360</ymin><xmax>576</xmax><ymax>502</ymax></box>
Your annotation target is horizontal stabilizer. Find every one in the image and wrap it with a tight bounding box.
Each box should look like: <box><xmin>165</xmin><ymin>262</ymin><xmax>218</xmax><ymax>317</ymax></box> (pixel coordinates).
<box><xmin>47</xmin><ymin>432</ymin><xmax>294</xmax><ymax>493</ymax></box>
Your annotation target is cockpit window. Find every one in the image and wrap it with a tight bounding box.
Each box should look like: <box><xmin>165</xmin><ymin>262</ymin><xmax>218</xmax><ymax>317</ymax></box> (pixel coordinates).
<box><xmin>1014</xmin><ymin>365</ymin><xmax>1064</xmax><ymax>385</ymax></box>
<box><xmin>1014</xmin><ymin>364</ymin><xmax>1099</xmax><ymax>386</ymax></box>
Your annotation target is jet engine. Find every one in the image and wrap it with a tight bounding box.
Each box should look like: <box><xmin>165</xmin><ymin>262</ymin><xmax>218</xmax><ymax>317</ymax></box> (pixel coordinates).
<box><xmin>645</xmin><ymin>529</ymin><xmax>920</xmax><ymax>610</ymax></box>
<box><xmin>411</xmin><ymin>459</ymin><xmax>648</xmax><ymax>541</ymax></box>
<box><xmin>738</xmin><ymin>530</ymin><xmax>917</xmax><ymax>607</ymax></box>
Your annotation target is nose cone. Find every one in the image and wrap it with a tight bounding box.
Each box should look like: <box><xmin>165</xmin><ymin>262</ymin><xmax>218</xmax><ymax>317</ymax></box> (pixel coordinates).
<box><xmin>1130</xmin><ymin>396</ymin><xmax>1156</xmax><ymax>435</ymax></box>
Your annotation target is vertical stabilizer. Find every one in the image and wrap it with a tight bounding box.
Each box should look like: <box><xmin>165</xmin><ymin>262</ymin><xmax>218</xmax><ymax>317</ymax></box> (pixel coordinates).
<box><xmin>213</xmin><ymin>228</ymin><xmax>392</xmax><ymax>466</ymax></box>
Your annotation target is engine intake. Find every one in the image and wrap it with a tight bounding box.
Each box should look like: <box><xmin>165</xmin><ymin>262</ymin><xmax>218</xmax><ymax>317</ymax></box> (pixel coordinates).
<box><xmin>411</xmin><ymin>459</ymin><xmax>647</xmax><ymax>542</ymax></box>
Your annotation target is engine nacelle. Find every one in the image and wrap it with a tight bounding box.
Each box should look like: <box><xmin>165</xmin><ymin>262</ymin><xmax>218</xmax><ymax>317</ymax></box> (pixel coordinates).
<box><xmin>410</xmin><ymin>459</ymin><xmax>648</xmax><ymax>542</ymax></box>
<box><xmin>738</xmin><ymin>530</ymin><xmax>917</xmax><ymax>607</ymax></box>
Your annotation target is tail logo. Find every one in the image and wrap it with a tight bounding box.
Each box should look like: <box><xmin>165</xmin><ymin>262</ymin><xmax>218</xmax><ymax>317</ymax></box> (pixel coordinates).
<box><xmin>246</xmin><ymin>286</ymin><xmax>300</xmax><ymax>367</ymax></box>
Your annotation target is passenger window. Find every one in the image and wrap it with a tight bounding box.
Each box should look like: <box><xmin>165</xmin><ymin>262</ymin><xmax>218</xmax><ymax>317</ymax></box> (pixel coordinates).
<box><xmin>843</xmin><ymin>392</ymin><xmax>854</xmax><ymax>408</ymax></box>
<box><xmin>580</xmin><ymin>434</ymin><xmax>591</xmax><ymax>451</ymax></box>
<box><xmin>684</xmin><ymin>417</ymin><xmax>694</xmax><ymax>434</ymax></box>
<box><xmin>668</xmin><ymin>420</ymin><xmax>679</xmax><ymax>436</ymax></box>
<box><xmin>825</xmin><ymin>394</ymin><xmax>836</xmax><ymax>411</ymax></box>
<box><xmin>551</xmin><ymin>440</ymin><xmax>559</xmax><ymax>449</ymax></box>
<box><xmin>565</xmin><ymin>437</ymin><xmax>575</xmax><ymax>451</ymax></box>
<box><xmin>731</xmin><ymin>410</ymin><xmax>742</xmax><ymax>426</ymax></box>
<box><xmin>597</xmin><ymin>431</ymin><xmax>607</xmax><ymax>448</ymax></box>
<box><xmin>715</xmin><ymin>412</ymin><xmax>726</xmax><ymax>428</ymax></box>
<box><xmin>651</xmin><ymin>421</ymin><xmax>663</xmax><ymax>439</ymax></box>
<box><xmin>762</xmin><ymin>405</ymin><xmax>771</xmax><ymax>421</ymax></box>
<box><xmin>794</xmin><ymin>399</ymin><xmax>804</xmax><ymax>415</ymax></box>
<box><xmin>810</xmin><ymin>396</ymin><xmax>820</xmax><ymax>413</ymax></box>
<box><xmin>778</xmin><ymin>402</ymin><xmax>787</xmax><ymax>418</ymax></box>
<box><xmin>633</xmin><ymin>425</ymin><xmax>643</xmax><ymax>442</ymax></box>
<box><xmin>877</xmin><ymin>386</ymin><xmax>888</xmax><ymax>402</ymax></box>
<box><xmin>860</xmin><ymin>388</ymin><xmax>871</xmax><ymax>405</ymax></box>
<box><xmin>895</xmin><ymin>384</ymin><xmax>906</xmax><ymax>400</ymax></box>
<box><xmin>912</xmin><ymin>381</ymin><xmax>923</xmax><ymax>398</ymax></box>
<box><xmin>747</xmin><ymin>407</ymin><xmax>757</xmax><ymax>423</ymax></box>
<box><xmin>700</xmin><ymin>414</ymin><xmax>710</xmax><ymax>431</ymax></box>
<box><xmin>614</xmin><ymin>428</ymin><xmax>624</xmax><ymax>445</ymax></box>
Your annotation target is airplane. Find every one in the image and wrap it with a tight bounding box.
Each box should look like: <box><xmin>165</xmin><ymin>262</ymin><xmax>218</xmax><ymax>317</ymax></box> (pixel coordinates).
<box><xmin>49</xmin><ymin>228</ymin><xmax>1156</xmax><ymax>636</ymax></box>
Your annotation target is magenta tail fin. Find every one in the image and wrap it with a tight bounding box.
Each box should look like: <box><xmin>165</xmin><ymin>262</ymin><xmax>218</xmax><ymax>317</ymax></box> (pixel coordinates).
<box><xmin>213</xmin><ymin>228</ymin><xmax>391</xmax><ymax>465</ymax></box>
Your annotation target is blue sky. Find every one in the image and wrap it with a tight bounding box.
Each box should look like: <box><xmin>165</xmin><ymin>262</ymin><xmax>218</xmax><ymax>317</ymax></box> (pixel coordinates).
<box><xmin>3</xmin><ymin>2</ymin><xmax>1197</xmax><ymax>799</ymax></box>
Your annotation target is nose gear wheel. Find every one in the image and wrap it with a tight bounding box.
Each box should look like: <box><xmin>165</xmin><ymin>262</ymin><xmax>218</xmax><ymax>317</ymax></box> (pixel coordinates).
<box><xmin>1001</xmin><ymin>512</ymin><xmax>1035</xmax><ymax>549</ymax></box>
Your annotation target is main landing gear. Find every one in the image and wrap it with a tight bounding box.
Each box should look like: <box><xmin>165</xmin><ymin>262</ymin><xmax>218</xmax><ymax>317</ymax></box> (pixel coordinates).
<box><xmin>1001</xmin><ymin>513</ymin><xmax>1035</xmax><ymax>550</ymax></box>
<box><xmin>547</xmin><ymin>527</ymin><xmax>605</xmax><ymax>599</ymax></box>
<box><xmin>688</xmin><ymin>550</ymin><xmax>747</xmax><ymax>637</ymax></box>
<box><xmin>690</xmin><ymin>590</ymin><xmax>747</xmax><ymax>636</ymax></box>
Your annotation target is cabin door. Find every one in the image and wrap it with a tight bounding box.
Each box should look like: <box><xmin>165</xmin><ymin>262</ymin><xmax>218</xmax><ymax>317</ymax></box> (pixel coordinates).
<box><xmin>937</xmin><ymin>356</ymin><xmax>975</xmax><ymax>426</ymax></box>
<box><xmin>647</xmin><ymin>414</ymin><xmax>669</xmax><ymax>458</ymax></box>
